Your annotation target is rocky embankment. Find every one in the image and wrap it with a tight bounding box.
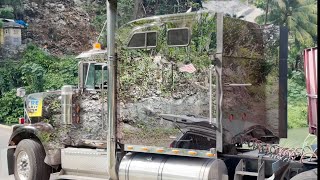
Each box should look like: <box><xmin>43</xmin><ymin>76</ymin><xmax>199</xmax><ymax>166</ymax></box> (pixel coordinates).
<box><xmin>22</xmin><ymin>0</ymin><xmax>98</xmax><ymax>56</ymax></box>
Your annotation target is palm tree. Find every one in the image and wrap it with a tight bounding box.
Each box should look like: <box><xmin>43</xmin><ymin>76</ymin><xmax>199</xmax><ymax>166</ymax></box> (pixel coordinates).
<box><xmin>256</xmin><ymin>0</ymin><xmax>317</xmax><ymax>48</ymax></box>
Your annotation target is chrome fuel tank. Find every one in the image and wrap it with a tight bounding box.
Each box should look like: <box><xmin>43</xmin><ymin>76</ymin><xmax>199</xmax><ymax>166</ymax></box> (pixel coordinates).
<box><xmin>119</xmin><ymin>153</ymin><xmax>228</xmax><ymax>180</ymax></box>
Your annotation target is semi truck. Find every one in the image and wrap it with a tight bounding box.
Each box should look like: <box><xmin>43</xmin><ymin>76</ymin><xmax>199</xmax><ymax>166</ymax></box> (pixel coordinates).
<box><xmin>6</xmin><ymin>1</ymin><xmax>317</xmax><ymax>180</ymax></box>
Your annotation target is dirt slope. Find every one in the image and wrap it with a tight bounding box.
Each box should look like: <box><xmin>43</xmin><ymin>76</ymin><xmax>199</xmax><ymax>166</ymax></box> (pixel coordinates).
<box><xmin>22</xmin><ymin>0</ymin><xmax>99</xmax><ymax>56</ymax></box>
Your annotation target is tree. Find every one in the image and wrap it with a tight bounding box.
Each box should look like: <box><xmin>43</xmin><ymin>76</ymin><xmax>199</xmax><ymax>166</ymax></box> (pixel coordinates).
<box><xmin>0</xmin><ymin>0</ymin><xmax>23</xmax><ymax>19</ymax></box>
<box><xmin>133</xmin><ymin>0</ymin><xmax>144</xmax><ymax>20</ymax></box>
<box><xmin>0</xmin><ymin>7</ymin><xmax>15</xmax><ymax>19</ymax></box>
<box><xmin>256</xmin><ymin>0</ymin><xmax>317</xmax><ymax>48</ymax></box>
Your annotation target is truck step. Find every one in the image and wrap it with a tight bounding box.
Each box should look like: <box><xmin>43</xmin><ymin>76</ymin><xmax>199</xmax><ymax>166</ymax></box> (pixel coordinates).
<box><xmin>51</xmin><ymin>173</ymin><xmax>110</xmax><ymax>180</ymax></box>
<box><xmin>234</xmin><ymin>159</ymin><xmax>265</xmax><ymax>180</ymax></box>
<box><xmin>235</xmin><ymin>171</ymin><xmax>258</xmax><ymax>176</ymax></box>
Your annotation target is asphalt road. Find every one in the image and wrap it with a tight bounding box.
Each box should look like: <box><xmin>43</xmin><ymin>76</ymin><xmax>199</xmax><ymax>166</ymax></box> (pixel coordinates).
<box><xmin>0</xmin><ymin>127</ymin><xmax>14</xmax><ymax>180</ymax></box>
<box><xmin>0</xmin><ymin>128</ymin><xmax>10</xmax><ymax>148</ymax></box>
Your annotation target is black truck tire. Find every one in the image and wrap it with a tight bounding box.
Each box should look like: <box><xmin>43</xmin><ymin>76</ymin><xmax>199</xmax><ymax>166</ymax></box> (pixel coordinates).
<box><xmin>14</xmin><ymin>139</ymin><xmax>51</xmax><ymax>180</ymax></box>
<box><xmin>290</xmin><ymin>168</ymin><xmax>317</xmax><ymax>180</ymax></box>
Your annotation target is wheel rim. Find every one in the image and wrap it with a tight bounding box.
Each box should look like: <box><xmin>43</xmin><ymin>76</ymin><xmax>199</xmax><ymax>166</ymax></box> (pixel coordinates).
<box><xmin>16</xmin><ymin>151</ymin><xmax>31</xmax><ymax>180</ymax></box>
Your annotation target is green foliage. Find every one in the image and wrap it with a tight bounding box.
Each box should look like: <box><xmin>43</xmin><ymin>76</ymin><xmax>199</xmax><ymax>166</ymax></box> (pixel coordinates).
<box><xmin>87</xmin><ymin>0</ymin><xmax>203</xmax><ymax>29</ymax></box>
<box><xmin>0</xmin><ymin>0</ymin><xmax>23</xmax><ymax>19</ymax></box>
<box><xmin>246</xmin><ymin>0</ymin><xmax>267</xmax><ymax>9</ymax></box>
<box><xmin>256</xmin><ymin>0</ymin><xmax>317</xmax><ymax>48</ymax></box>
<box><xmin>118</xmin><ymin>0</ymin><xmax>134</xmax><ymax>26</ymax></box>
<box><xmin>146</xmin><ymin>0</ymin><xmax>202</xmax><ymax>15</ymax></box>
<box><xmin>287</xmin><ymin>71</ymin><xmax>308</xmax><ymax>128</ymax></box>
<box><xmin>43</xmin><ymin>57</ymin><xmax>78</xmax><ymax>90</ymax></box>
<box><xmin>0</xmin><ymin>44</ymin><xmax>78</xmax><ymax>124</ymax></box>
<box><xmin>0</xmin><ymin>62</ymin><xmax>23</xmax><ymax>95</ymax></box>
<box><xmin>17</xmin><ymin>44</ymin><xmax>78</xmax><ymax>92</ymax></box>
<box><xmin>0</xmin><ymin>90</ymin><xmax>23</xmax><ymax>124</ymax></box>
<box><xmin>288</xmin><ymin>71</ymin><xmax>306</xmax><ymax>103</ymax></box>
<box><xmin>0</xmin><ymin>7</ymin><xmax>14</xmax><ymax>19</ymax></box>
<box><xmin>20</xmin><ymin>62</ymin><xmax>45</xmax><ymax>92</ymax></box>
<box><xmin>288</xmin><ymin>101</ymin><xmax>308</xmax><ymax>128</ymax></box>
<box><xmin>22</xmin><ymin>44</ymin><xmax>53</xmax><ymax>69</ymax></box>
<box><xmin>118</xmin><ymin>13</ymin><xmax>216</xmax><ymax>100</ymax></box>
<box><xmin>253</xmin><ymin>0</ymin><xmax>316</xmax><ymax>129</ymax></box>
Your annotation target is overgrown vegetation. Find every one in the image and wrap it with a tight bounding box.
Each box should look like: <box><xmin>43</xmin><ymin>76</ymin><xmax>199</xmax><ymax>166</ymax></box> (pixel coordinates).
<box><xmin>287</xmin><ymin>71</ymin><xmax>309</xmax><ymax>128</ymax></box>
<box><xmin>0</xmin><ymin>44</ymin><xmax>78</xmax><ymax>124</ymax></box>
<box><xmin>0</xmin><ymin>6</ymin><xmax>14</xmax><ymax>19</ymax></box>
<box><xmin>88</xmin><ymin>0</ymin><xmax>203</xmax><ymax>45</ymax></box>
<box><xmin>253</xmin><ymin>0</ymin><xmax>317</xmax><ymax>128</ymax></box>
<box><xmin>0</xmin><ymin>0</ymin><xmax>316</xmax><ymax>130</ymax></box>
<box><xmin>0</xmin><ymin>0</ymin><xmax>23</xmax><ymax>19</ymax></box>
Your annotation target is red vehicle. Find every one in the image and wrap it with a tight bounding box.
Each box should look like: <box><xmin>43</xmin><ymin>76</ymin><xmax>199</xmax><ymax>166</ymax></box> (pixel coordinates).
<box><xmin>304</xmin><ymin>47</ymin><xmax>318</xmax><ymax>136</ymax></box>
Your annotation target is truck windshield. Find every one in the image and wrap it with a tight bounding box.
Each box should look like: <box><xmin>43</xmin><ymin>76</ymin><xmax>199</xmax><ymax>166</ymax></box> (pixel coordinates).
<box><xmin>86</xmin><ymin>63</ymin><xmax>95</xmax><ymax>89</ymax></box>
<box><xmin>85</xmin><ymin>63</ymin><xmax>108</xmax><ymax>90</ymax></box>
<box><xmin>94</xmin><ymin>65</ymin><xmax>108</xmax><ymax>88</ymax></box>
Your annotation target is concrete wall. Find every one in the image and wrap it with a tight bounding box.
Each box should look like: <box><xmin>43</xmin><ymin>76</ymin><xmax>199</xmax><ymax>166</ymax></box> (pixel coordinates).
<box><xmin>3</xmin><ymin>28</ymin><xmax>22</xmax><ymax>46</ymax></box>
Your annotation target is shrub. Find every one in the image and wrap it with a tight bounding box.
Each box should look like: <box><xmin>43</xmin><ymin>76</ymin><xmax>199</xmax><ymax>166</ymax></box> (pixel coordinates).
<box><xmin>0</xmin><ymin>7</ymin><xmax>14</xmax><ymax>19</ymax></box>
<box><xmin>288</xmin><ymin>101</ymin><xmax>308</xmax><ymax>129</ymax></box>
<box><xmin>0</xmin><ymin>90</ymin><xmax>23</xmax><ymax>124</ymax></box>
<box><xmin>0</xmin><ymin>44</ymin><xmax>78</xmax><ymax>124</ymax></box>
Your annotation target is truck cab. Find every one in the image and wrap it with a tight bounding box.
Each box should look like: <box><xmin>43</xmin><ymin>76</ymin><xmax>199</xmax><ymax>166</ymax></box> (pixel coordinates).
<box><xmin>6</xmin><ymin>9</ymin><xmax>317</xmax><ymax>180</ymax></box>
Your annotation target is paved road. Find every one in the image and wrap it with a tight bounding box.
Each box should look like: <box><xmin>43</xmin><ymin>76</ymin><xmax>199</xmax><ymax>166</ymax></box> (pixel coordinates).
<box><xmin>0</xmin><ymin>128</ymin><xmax>11</xmax><ymax>148</ymax></box>
<box><xmin>0</xmin><ymin>127</ymin><xmax>14</xmax><ymax>180</ymax></box>
<box><xmin>0</xmin><ymin>127</ymin><xmax>59</xmax><ymax>180</ymax></box>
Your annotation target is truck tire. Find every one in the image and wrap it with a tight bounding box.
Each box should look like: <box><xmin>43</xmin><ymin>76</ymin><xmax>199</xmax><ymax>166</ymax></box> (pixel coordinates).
<box><xmin>14</xmin><ymin>139</ymin><xmax>51</xmax><ymax>180</ymax></box>
<box><xmin>290</xmin><ymin>168</ymin><xmax>317</xmax><ymax>180</ymax></box>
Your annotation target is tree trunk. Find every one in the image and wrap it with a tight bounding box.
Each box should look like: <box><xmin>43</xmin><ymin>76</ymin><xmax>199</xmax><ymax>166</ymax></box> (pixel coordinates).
<box><xmin>264</xmin><ymin>0</ymin><xmax>270</xmax><ymax>24</ymax></box>
<box><xmin>133</xmin><ymin>0</ymin><xmax>144</xmax><ymax>20</ymax></box>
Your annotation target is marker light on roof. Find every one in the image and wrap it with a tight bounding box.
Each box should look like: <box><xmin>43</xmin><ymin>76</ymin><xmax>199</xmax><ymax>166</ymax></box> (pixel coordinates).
<box><xmin>93</xmin><ymin>42</ymin><xmax>101</xmax><ymax>50</ymax></box>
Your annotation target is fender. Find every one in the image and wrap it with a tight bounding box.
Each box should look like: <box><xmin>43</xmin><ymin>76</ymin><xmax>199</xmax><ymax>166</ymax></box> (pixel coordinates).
<box><xmin>7</xmin><ymin>123</ymin><xmax>62</xmax><ymax>175</ymax></box>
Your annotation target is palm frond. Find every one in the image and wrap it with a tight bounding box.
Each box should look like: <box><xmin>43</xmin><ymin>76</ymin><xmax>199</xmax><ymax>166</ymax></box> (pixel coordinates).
<box><xmin>277</xmin><ymin>0</ymin><xmax>287</xmax><ymax>9</ymax></box>
<box><xmin>296</xmin><ymin>26</ymin><xmax>314</xmax><ymax>46</ymax></box>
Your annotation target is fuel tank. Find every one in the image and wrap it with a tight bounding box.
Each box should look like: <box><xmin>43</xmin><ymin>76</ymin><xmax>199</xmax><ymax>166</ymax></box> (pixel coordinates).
<box><xmin>118</xmin><ymin>152</ymin><xmax>228</xmax><ymax>180</ymax></box>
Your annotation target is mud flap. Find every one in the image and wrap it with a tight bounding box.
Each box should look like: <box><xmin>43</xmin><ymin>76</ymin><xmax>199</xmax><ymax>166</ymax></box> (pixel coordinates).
<box><xmin>1</xmin><ymin>147</ymin><xmax>14</xmax><ymax>176</ymax></box>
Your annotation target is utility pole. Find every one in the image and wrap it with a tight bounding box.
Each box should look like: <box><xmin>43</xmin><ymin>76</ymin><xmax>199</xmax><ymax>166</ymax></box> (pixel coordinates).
<box><xmin>106</xmin><ymin>0</ymin><xmax>118</xmax><ymax>179</ymax></box>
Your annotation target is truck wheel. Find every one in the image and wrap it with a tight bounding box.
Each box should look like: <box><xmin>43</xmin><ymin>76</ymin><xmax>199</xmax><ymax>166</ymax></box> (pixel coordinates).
<box><xmin>14</xmin><ymin>139</ymin><xmax>51</xmax><ymax>180</ymax></box>
<box><xmin>290</xmin><ymin>168</ymin><xmax>317</xmax><ymax>180</ymax></box>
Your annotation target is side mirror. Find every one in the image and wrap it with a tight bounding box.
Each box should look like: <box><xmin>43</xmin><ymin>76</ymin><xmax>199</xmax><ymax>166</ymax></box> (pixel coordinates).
<box><xmin>16</xmin><ymin>87</ymin><xmax>26</xmax><ymax>97</ymax></box>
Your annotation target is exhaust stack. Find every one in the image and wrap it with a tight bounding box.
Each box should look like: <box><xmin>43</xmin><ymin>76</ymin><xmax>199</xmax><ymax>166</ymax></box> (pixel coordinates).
<box><xmin>61</xmin><ymin>85</ymin><xmax>73</xmax><ymax>125</ymax></box>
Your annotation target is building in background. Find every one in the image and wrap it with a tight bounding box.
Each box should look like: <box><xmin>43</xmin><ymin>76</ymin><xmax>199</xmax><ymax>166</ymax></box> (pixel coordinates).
<box><xmin>0</xmin><ymin>21</ymin><xmax>24</xmax><ymax>46</ymax></box>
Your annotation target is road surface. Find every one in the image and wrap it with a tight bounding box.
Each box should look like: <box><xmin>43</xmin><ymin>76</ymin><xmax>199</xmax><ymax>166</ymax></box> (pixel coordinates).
<box><xmin>0</xmin><ymin>126</ymin><xmax>58</xmax><ymax>180</ymax></box>
<box><xmin>0</xmin><ymin>126</ymin><xmax>14</xmax><ymax>180</ymax></box>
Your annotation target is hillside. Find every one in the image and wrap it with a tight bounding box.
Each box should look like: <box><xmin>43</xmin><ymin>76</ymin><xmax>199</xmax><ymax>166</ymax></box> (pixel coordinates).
<box><xmin>1</xmin><ymin>0</ymin><xmax>201</xmax><ymax>56</ymax></box>
<box><xmin>22</xmin><ymin>0</ymin><xmax>98</xmax><ymax>56</ymax></box>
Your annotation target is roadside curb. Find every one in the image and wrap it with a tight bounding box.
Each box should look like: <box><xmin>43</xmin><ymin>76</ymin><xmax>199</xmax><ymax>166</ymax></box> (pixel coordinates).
<box><xmin>0</xmin><ymin>124</ymin><xmax>12</xmax><ymax>132</ymax></box>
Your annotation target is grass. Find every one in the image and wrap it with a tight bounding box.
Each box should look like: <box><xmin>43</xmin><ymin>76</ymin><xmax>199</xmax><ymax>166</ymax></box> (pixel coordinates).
<box><xmin>280</xmin><ymin>127</ymin><xmax>317</xmax><ymax>148</ymax></box>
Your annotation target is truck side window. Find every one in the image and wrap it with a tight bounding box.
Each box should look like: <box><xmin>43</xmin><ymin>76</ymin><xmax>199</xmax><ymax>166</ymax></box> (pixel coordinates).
<box><xmin>94</xmin><ymin>64</ymin><xmax>108</xmax><ymax>89</ymax></box>
<box><xmin>127</xmin><ymin>31</ymin><xmax>157</xmax><ymax>49</ymax></box>
<box><xmin>167</xmin><ymin>28</ymin><xmax>190</xmax><ymax>47</ymax></box>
